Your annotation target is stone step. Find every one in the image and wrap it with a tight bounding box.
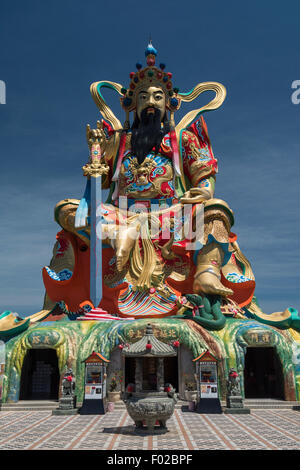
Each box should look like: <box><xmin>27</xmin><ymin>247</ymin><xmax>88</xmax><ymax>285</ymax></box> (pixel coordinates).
<box><xmin>243</xmin><ymin>403</ymin><xmax>300</xmax><ymax>409</ymax></box>
<box><xmin>0</xmin><ymin>400</ymin><xmax>187</xmax><ymax>411</ymax></box>
<box><xmin>109</xmin><ymin>401</ymin><xmax>300</xmax><ymax>410</ymax></box>
<box><xmin>2</xmin><ymin>399</ymin><xmax>299</xmax><ymax>412</ymax></box>
<box><xmin>244</xmin><ymin>399</ymin><xmax>300</xmax><ymax>404</ymax></box>
<box><xmin>0</xmin><ymin>401</ymin><xmax>59</xmax><ymax>411</ymax></box>
<box><xmin>228</xmin><ymin>399</ymin><xmax>300</xmax><ymax>409</ymax></box>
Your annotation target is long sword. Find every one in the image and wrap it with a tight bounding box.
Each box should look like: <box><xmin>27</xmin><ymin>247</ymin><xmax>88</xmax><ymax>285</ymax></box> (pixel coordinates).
<box><xmin>90</xmin><ymin>173</ymin><xmax>103</xmax><ymax>308</ymax></box>
<box><xmin>75</xmin><ymin>130</ymin><xmax>109</xmax><ymax>308</ymax></box>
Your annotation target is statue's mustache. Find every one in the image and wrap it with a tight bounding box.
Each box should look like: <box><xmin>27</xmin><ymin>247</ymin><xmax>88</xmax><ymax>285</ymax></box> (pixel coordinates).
<box><xmin>140</xmin><ymin>107</ymin><xmax>161</xmax><ymax>125</ymax></box>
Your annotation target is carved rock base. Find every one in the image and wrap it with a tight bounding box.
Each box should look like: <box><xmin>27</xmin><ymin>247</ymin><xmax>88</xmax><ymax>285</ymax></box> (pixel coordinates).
<box><xmin>225</xmin><ymin>395</ymin><xmax>250</xmax><ymax>413</ymax></box>
<box><xmin>52</xmin><ymin>408</ymin><xmax>78</xmax><ymax>415</ymax></box>
<box><xmin>224</xmin><ymin>408</ymin><xmax>250</xmax><ymax>414</ymax></box>
<box><xmin>226</xmin><ymin>395</ymin><xmax>244</xmax><ymax>409</ymax></box>
<box><xmin>52</xmin><ymin>395</ymin><xmax>77</xmax><ymax>414</ymax></box>
<box><xmin>58</xmin><ymin>396</ymin><xmax>76</xmax><ymax>410</ymax></box>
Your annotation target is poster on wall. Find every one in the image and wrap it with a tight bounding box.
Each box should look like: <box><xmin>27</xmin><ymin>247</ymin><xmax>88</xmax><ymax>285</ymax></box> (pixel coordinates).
<box><xmin>199</xmin><ymin>361</ymin><xmax>218</xmax><ymax>399</ymax></box>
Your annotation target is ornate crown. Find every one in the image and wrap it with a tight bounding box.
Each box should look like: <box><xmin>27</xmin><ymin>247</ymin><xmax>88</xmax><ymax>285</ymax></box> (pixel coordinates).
<box><xmin>90</xmin><ymin>43</ymin><xmax>226</xmax><ymax>134</ymax></box>
<box><xmin>120</xmin><ymin>42</ymin><xmax>181</xmax><ymax>114</ymax></box>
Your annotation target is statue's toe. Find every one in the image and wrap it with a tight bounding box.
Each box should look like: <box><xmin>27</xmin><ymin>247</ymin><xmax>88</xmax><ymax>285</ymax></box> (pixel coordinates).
<box><xmin>193</xmin><ymin>274</ymin><xmax>233</xmax><ymax>297</ymax></box>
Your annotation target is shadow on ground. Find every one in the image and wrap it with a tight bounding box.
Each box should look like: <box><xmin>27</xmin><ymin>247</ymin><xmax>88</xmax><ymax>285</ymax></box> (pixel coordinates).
<box><xmin>102</xmin><ymin>425</ymin><xmax>170</xmax><ymax>436</ymax></box>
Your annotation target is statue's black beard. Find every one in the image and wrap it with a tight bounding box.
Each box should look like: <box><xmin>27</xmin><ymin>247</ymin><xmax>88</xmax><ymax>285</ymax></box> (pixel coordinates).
<box><xmin>131</xmin><ymin>108</ymin><xmax>170</xmax><ymax>164</ymax></box>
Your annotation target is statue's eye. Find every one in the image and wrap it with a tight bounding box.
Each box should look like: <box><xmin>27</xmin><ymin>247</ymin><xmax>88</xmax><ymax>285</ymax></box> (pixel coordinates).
<box><xmin>155</xmin><ymin>94</ymin><xmax>162</xmax><ymax>101</ymax></box>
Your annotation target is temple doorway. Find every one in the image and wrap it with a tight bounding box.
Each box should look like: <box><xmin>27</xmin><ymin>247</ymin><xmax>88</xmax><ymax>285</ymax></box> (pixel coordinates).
<box><xmin>125</xmin><ymin>357</ymin><xmax>136</xmax><ymax>387</ymax></box>
<box><xmin>19</xmin><ymin>349</ymin><xmax>60</xmax><ymax>400</ymax></box>
<box><xmin>164</xmin><ymin>357</ymin><xmax>178</xmax><ymax>391</ymax></box>
<box><xmin>124</xmin><ymin>357</ymin><xmax>178</xmax><ymax>391</ymax></box>
<box><xmin>244</xmin><ymin>347</ymin><xmax>284</xmax><ymax>399</ymax></box>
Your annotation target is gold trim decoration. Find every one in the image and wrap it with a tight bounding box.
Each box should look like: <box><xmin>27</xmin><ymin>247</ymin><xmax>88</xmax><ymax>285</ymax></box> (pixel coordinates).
<box><xmin>90</xmin><ymin>81</ymin><xmax>123</xmax><ymax>131</ymax></box>
<box><xmin>130</xmin><ymin>215</ymin><xmax>163</xmax><ymax>290</ymax></box>
<box><xmin>176</xmin><ymin>82</ymin><xmax>226</xmax><ymax>133</ymax></box>
<box><xmin>246</xmin><ymin>301</ymin><xmax>292</xmax><ymax>323</ymax></box>
<box><xmin>231</xmin><ymin>240</ymin><xmax>255</xmax><ymax>281</ymax></box>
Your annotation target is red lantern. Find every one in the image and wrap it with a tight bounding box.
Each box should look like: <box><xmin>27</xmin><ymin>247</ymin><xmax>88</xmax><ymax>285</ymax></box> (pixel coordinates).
<box><xmin>118</xmin><ymin>344</ymin><xmax>124</xmax><ymax>350</ymax></box>
<box><xmin>164</xmin><ymin>386</ymin><xmax>171</xmax><ymax>392</ymax></box>
<box><xmin>173</xmin><ymin>340</ymin><xmax>180</xmax><ymax>348</ymax></box>
<box><xmin>146</xmin><ymin>343</ymin><xmax>152</xmax><ymax>350</ymax></box>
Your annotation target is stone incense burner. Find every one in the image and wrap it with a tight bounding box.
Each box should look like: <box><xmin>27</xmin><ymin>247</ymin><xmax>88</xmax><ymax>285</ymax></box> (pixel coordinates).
<box><xmin>124</xmin><ymin>389</ymin><xmax>177</xmax><ymax>431</ymax></box>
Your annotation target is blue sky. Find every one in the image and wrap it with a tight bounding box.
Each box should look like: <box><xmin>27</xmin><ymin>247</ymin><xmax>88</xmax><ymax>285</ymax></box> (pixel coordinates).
<box><xmin>0</xmin><ymin>0</ymin><xmax>299</xmax><ymax>316</ymax></box>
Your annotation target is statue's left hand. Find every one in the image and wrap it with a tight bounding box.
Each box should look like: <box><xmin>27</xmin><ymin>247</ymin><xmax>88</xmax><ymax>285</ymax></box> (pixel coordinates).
<box><xmin>180</xmin><ymin>187</ymin><xmax>209</xmax><ymax>204</ymax></box>
<box><xmin>86</xmin><ymin>120</ymin><xmax>106</xmax><ymax>148</ymax></box>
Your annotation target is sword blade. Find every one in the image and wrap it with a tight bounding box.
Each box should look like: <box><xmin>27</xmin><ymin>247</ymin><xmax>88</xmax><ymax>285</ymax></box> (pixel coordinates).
<box><xmin>90</xmin><ymin>175</ymin><xmax>102</xmax><ymax>308</ymax></box>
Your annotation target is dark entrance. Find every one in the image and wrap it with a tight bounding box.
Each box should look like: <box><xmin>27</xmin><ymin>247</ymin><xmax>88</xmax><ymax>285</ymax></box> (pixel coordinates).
<box><xmin>164</xmin><ymin>357</ymin><xmax>178</xmax><ymax>391</ymax></box>
<box><xmin>125</xmin><ymin>357</ymin><xmax>178</xmax><ymax>391</ymax></box>
<box><xmin>125</xmin><ymin>357</ymin><xmax>136</xmax><ymax>388</ymax></box>
<box><xmin>244</xmin><ymin>347</ymin><xmax>284</xmax><ymax>399</ymax></box>
<box><xmin>20</xmin><ymin>349</ymin><xmax>60</xmax><ymax>400</ymax></box>
<box><xmin>142</xmin><ymin>357</ymin><xmax>157</xmax><ymax>390</ymax></box>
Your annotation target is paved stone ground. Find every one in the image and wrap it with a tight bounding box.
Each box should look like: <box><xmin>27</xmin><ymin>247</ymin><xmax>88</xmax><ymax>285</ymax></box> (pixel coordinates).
<box><xmin>0</xmin><ymin>408</ymin><xmax>299</xmax><ymax>450</ymax></box>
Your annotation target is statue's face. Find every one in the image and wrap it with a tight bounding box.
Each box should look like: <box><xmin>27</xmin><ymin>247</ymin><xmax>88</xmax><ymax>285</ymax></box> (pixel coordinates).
<box><xmin>136</xmin><ymin>86</ymin><xmax>166</xmax><ymax>120</ymax></box>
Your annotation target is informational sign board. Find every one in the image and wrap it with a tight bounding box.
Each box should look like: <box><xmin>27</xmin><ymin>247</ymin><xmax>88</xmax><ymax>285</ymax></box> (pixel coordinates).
<box><xmin>194</xmin><ymin>351</ymin><xmax>219</xmax><ymax>400</ymax></box>
<box><xmin>198</xmin><ymin>361</ymin><xmax>218</xmax><ymax>399</ymax></box>
<box><xmin>193</xmin><ymin>350</ymin><xmax>221</xmax><ymax>413</ymax></box>
<box><xmin>84</xmin><ymin>362</ymin><xmax>105</xmax><ymax>399</ymax></box>
<box><xmin>80</xmin><ymin>351</ymin><xmax>109</xmax><ymax>415</ymax></box>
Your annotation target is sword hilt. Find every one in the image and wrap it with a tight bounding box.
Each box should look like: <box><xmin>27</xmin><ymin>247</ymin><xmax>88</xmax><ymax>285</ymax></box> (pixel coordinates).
<box><xmin>82</xmin><ymin>161</ymin><xmax>109</xmax><ymax>178</ymax></box>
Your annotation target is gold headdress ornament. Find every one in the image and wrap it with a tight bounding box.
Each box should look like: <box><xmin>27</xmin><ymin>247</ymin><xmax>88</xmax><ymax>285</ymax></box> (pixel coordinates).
<box><xmin>90</xmin><ymin>42</ymin><xmax>227</xmax><ymax>133</ymax></box>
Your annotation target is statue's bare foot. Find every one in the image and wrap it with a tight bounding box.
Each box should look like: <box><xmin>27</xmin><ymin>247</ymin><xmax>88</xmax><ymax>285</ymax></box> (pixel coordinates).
<box><xmin>115</xmin><ymin>224</ymin><xmax>140</xmax><ymax>272</ymax></box>
<box><xmin>116</xmin><ymin>248</ymin><xmax>129</xmax><ymax>272</ymax></box>
<box><xmin>193</xmin><ymin>272</ymin><xmax>233</xmax><ymax>297</ymax></box>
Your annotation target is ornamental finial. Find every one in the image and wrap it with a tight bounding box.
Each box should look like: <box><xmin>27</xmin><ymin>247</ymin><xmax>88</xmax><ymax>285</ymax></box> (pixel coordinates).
<box><xmin>145</xmin><ymin>40</ymin><xmax>157</xmax><ymax>66</ymax></box>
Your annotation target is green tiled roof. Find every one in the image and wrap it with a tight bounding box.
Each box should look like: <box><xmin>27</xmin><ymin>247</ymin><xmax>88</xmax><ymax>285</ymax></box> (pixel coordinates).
<box><xmin>123</xmin><ymin>324</ymin><xmax>177</xmax><ymax>357</ymax></box>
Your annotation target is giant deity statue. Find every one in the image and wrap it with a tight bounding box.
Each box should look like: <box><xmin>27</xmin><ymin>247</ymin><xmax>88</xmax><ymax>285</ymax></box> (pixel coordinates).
<box><xmin>38</xmin><ymin>42</ymin><xmax>297</xmax><ymax>329</ymax></box>
<box><xmin>1</xmin><ymin>43</ymin><xmax>300</xmax><ymax>411</ymax></box>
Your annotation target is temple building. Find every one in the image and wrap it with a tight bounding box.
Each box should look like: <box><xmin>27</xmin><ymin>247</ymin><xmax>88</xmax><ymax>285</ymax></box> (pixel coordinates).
<box><xmin>0</xmin><ymin>43</ymin><xmax>299</xmax><ymax>410</ymax></box>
